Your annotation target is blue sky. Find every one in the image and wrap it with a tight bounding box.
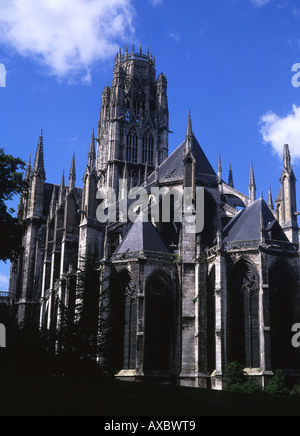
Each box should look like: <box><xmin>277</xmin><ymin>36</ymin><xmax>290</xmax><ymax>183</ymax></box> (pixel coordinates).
<box><xmin>1</xmin><ymin>0</ymin><xmax>300</xmax><ymax>290</ymax></box>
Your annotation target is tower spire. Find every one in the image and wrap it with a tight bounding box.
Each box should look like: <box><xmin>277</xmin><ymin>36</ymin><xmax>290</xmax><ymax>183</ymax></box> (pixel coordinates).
<box><xmin>88</xmin><ymin>129</ymin><xmax>96</xmax><ymax>169</ymax></box>
<box><xmin>33</xmin><ymin>130</ymin><xmax>46</xmax><ymax>179</ymax></box>
<box><xmin>249</xmin><ymin>161</ymin><xmax>256</xmax><ymax>203</ymax></box>
<box><xmin>69</xmin><ymin>153</ymin><xmax>76</xmax><ymax>190</ymax></box>
<box><xmin>228</xmin><ymin>164</ymin><xmax>234</xmax><ymax>188</ymax></box>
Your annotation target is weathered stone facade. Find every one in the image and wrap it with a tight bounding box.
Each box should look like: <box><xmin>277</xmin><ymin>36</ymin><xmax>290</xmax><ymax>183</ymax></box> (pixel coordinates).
<box><xmin>9</xmin><ymin>47</ymin><xmax>300</xmax><ymax>389</ymax></box>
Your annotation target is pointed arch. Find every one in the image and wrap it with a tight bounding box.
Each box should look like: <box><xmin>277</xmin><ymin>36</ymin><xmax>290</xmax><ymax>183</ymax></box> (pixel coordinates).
<box><xmin>227</xmin><ymin>259</ymin><xmax>260</xmax><ymax>368</ymax></box>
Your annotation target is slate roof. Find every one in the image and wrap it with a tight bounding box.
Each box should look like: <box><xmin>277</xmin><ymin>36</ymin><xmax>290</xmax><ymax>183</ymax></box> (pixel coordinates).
<box><xmin>147</xmin><ymin>133</ymin><xmax>216</xmax><ymax>184</ymax></box>
<box><xmin>222</xmin><ymin>198</ymin><xmax>289</xmax><ymax>243</ymax></box>
<box><xmin>116</xmin><ymin>217</ymin><xmax>170</xmax><ymax>254</ymax></box>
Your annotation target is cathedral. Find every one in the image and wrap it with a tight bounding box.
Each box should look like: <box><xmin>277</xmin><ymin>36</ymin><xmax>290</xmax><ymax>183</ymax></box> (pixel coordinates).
<box><xmin>9</xmin><ymin>46</ymin><xmax>300</xmax><ymax>389</ymax></box>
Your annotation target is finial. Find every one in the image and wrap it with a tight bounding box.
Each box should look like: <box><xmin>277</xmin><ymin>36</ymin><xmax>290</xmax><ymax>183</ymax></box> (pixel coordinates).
<box><xmin>283</xmin><ymin>144</ymin><xmax>291</xmax><ymax>170</ymax></box>
<box><xmin>268</xmin><ymin>184</ymin><xmax>274</xmax><ymax>210</ymax></box>
<box><xmin>33</xmin><ymin>130</ymin><xmax>46</xmax><ymax>178</ymax></box>
<box><xmin>88</xmin><ymin>128</ymin><xmax>96</xmax><ymax>169</ymax></box>
<box><xmin>185</xmin><ymin>111</ymin><xmax>193</xmax><ymax>152</ymax></box>
<box><xmin>69</xmin><ymin>153</ymin><xmax>76</xmax><ymax>190</ymax></box>
<box><xmin>218</xmin><ymin>152</ymin><xmax>222</xmax><ymax>181</ymax></box>
<box><xmin>25</xmin><ymin>154</ymin><xmax>32</xmax><ymax>180</ymax></box>
<box><xmin>140</xmin><ymin>44</ymin><xmax>142</xmax><ymax>55</ymax></box>
<box><xmin>228</xmin><ymin>164</ymin><xmax>234</xmax><ymax>188</ymax></box>
<box><xmin>249</xmin><ymin>161</ymin><xmax>257</xmax><ymax>203</ymax></box>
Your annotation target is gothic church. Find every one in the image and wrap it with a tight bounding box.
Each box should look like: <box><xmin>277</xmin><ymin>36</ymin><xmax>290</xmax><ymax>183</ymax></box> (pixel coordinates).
<box><xmin>9</xmin><ymin>47</ymin><xmax>300</xmax><ymax>389</ymax></box>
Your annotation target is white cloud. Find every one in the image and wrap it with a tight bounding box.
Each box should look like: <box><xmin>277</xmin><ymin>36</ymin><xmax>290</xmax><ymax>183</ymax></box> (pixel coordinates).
<box><xmin>250</xmin><ymin>0</ymin><xmax>272</xmax><ymax>7</ymax></box>
<box><xmin>168</xmin><ymin>32</ymin><xmax>181</xmax><ymax>42</ymax></box>
<box><xmin>149</xmin><ymin>0</ymin><xmax>162</xmax><ymax>5</ymax></box>
<box><xmin>0</xmin><ymin>273</ymin><xmax>9</xmax><ymax>291</ymax></box>
<box><xmin>0</xmin><ymin>0</ymin><xmax>135</xmax><ymax>82</ymax></box>
<box><xmin>260</xmin><ymin>105</ymin><xmax>300</xmax><ymax>161</ymax></box>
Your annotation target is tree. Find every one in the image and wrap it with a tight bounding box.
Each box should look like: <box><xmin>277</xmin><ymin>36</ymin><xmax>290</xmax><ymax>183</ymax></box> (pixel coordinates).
<box><xmin>0</xmin><ymin>148</ymin><xmax>27</xmax><ymax>262</ymax></box>
<box><xmin>266</xmin><ymin>371</ymin><xmax>290</xmax><ymax>398</ymax></box>
<box><xmin>223</xmin><ymin>362</ymin><xmax>263</xmax><ymax>394</ymax></box>
<box><xmin>54</xmin><ymin>251</ymin><xmax>104</xmax><ymax>375</ymax></box>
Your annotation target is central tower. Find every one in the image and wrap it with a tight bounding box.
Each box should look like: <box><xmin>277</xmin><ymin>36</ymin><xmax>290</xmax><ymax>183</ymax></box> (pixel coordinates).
<box><xmin>97</xmin><ymin>46</ymin><xmax>169</xmax><ymax>194</ymax></box>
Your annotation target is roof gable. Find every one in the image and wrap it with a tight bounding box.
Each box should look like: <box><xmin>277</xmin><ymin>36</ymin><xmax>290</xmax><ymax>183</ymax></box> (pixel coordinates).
<box><xmin>222</xmin><ymin>198</ymin><xmax>288</xmax><ymax>243</ymax></box>
<box><xmin>116</xmin><ymin>217</ymin><xmax>170</xmax><ymax>254</ymax></box>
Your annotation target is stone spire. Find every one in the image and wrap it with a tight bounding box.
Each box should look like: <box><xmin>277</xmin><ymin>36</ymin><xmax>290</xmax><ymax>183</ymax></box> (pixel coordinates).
<box><xmin>59</xmin><ymin>169</ymin><xmax>65</xmax><ymax>204</ymax></box>
<box><xmin>69</xmin><ymin>153</ymin><xmax>76</xmax><ymax>190</ymax></box>
<box><xmin>268</xmin><ymin>184</ymin><xmax>274</xmax><ymax>210</ymax></box>
<box><xmin>88</xmin><ymin>129</ymin><xmax>96</xmax><ymax>169</ymax></box>
<box><xmin>60</xmin><ymin>170</ymin><xmax>65</xmax><ymax>191</ymax></box>
<box><xmin>33</xmin><ymin>130</ymin><xmax>46</xmax><ymax>179</ymax></box>
<box><xmin>218</xmin><ymin>153</ymin><xmax>222</xmax><ymax>181</ymax></box>
<box><xmin>249</xmin><ymin>161</ymin><xmax>256</xmax><ymax>203</ymax></box>
<box><xmin>25</xmin><ymin>154</ymin><xmax>32</xmax><ymax>180</ymax></box>
<box><xmin>283</xmin><ymin>144</ymin><xmax>291</xmax><ymax>170</ymax></box>
<box><xmin>186</xmin><ymin>111</ymin><xmax>193</xmax><ymax>152</ymax></box>
<box><xmin>228</xmin><ymin>164</ymin><xmax>234</xmax><ymax>188</ymax></box>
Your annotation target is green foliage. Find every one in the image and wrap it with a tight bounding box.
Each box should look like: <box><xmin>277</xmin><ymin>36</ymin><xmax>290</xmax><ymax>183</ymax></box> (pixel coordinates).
<box><xmin>290</xmin><ymin>383</ymin><xmax>300</xmax><ymax>399</ymax></box>
<box><xmin>172</xmin><ymin>253</ymin><xmax>182</xmax><ymax>265</ymax></box>
<box><xmin>223</xmin><ymin>362</ymin><xmax>262</xmax><ymax>394</ymax></box>
<box><xmin>0</xmin><ymin>148</ymin><xmax>27</xmax><ymax>262</ymax></box>
<box><xmin>223</xmin><ymin>362</ymin><xmax>245</xmax><ymax>390</ymax></box>
<box><xmin>266</xmin><ymin>371</ymin><xmax>290</xmax><ymax>398</ymax></box>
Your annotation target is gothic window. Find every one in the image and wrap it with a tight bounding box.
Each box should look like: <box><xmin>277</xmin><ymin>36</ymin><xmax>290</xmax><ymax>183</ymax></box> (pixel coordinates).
<box><xmin>142</xmin><ymin>132</ymin><xmax>154</xmax><ymax>166</ymax></box>
<box><xmin>144</xmin><ymin>272</ymin><xmax>174</xmax><ymax>372</ymax></box>
<box><xmin>126</xmin><ymin>132</ymin><xmax>138</xmax><ymax>163</ymax></box>
<box><xmin>227</xmin><ymin>261</ymin><xmax>260</xmax><ymax>368</ymax></box>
